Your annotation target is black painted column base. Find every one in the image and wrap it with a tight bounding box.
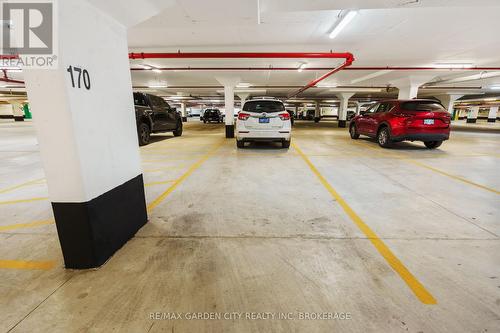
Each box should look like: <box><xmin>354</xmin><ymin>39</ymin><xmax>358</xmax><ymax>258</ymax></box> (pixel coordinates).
<box><xmin>225</xmin><ymin>124</ymin><xmax>234</xmax><ymax>138</ymax></box>
<box><xmin>182</xmin><ymin>116</ymin><xmax>187</xmax><ymax>122</ymax></box>
<box><xmin>338</xmin><ymin>120</ymin><xmax>347</xmax><ymax>128</ymax></box>
<box><xmin>487</xmin><ymin>118</ymin><xmax>496</xmax><ymax>123</ymax></box>
<box><xmin>466</xmin><ymin>118</ymin><xmax>477</xmax><ymax>123</ymax></box>
<box><xmin>14</xmin><ymin>116</ymin><xmax>24</xmax><ymax>121</ymax></box>
<box><xmin>52</xmin><ymin>174</ymin><xmax>148</xmax><ymax>269</ymax></box>
<box><xmin>314</xmin><ymin>117</ymin><xmax>321</xmax><ymax>123</ymax></box>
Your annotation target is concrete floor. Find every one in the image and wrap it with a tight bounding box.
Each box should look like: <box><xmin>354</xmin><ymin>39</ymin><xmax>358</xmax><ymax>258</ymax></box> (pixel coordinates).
<box><xmin>1</xmin><ymin>119</ymin><xmax>499</xmax><ymax>332</ymax></box>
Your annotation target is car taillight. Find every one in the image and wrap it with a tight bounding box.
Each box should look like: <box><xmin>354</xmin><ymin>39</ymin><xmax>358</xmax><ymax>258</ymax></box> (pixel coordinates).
<box><xmin>238</xmin><ymin>112</ymin><xmax>250</xmax><ymax>120</ymax></box>
<box><xmin>279</xmin><ymin>113</ymin><xmax>290</xmax><ymax>121</ymax></box>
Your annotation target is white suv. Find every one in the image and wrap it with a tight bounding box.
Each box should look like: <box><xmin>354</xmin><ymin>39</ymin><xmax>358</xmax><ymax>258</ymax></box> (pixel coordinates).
<box><xmin>236</xmin><ymin>98</ymin><xmax>292</xmax><ymax>148</ymax></box>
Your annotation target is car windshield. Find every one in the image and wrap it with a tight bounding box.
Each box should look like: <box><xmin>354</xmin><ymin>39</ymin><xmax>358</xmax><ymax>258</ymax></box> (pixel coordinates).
<box><xmin>401</xmin><ymin>101</ymin><xmax>445</xmax><ymax>112</ymax></box>
<box><xmin>243</xmin><ymin>101</ymin><xmax>284</xmax><ymax>113</ymax></box>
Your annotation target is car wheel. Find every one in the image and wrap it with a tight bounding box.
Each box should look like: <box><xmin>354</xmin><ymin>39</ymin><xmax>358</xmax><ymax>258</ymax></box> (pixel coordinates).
<box><xmin>173</xmin><ymin>121</ymin><xmax>183</xmax><ymax>137</ymax></box>
<box><xmin>236</xmin><ymin>140</ymin><xmax>245</xmax><ymax>148</ymax></box>
<box><xmin>424</xmin><ymin>141</ymin><xmax>442</xmax><ymax>149</ymax></box>
<box><xmin>138</xmin><ymin>123</ymin><xmax>150</xmax><ymax>146</ymax></box>
<box><xmin>377</xmin><ymin>127</ymin><xmax>391</xmax><ymax>148</ymax></box>
<box><xmin>349</xmin><ymin>123</ymin><xmax>360</xmax><ymax>139</ymax></box>
<box><xmin>282</xmin><ymin>140</ymin><xmax>291</xmax><ymax>149</ymax></box>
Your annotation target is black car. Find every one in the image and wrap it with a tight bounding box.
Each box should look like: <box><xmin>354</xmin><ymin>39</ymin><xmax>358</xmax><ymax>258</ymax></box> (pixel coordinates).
<box><xmin>134</xmin><ymin>92</ymin><xmax>183</xmax><ymax>146</ymax></box>
<box><xmin>202</xmin><ymin>109</ymin><xmax>223</xmax><ymax>123</ymax></box>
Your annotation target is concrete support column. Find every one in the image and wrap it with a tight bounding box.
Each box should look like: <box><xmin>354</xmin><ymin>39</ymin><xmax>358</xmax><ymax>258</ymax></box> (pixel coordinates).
<box><xmin>336</xmin><ymin>93</ymin><xmax>354</xmax><ymax>128</ymax></box>
<box><xmin>314</xmin><ymin>101</ymin><xmax>321</xmax><ymax>123</ymax></box>
<box><xmin>180</xmin><ymin>102</ymin><xmax>187</xmax><ymax>122</ymax></box>
<box><xmin>217</xmin><ymin>77</ymin><xmax>240</xmax><ymax>138</ymax></box>
<box><xmin>467</xmin><ymin>106</ymin><xmax>479</xmax><ymax>123</ymax></box>
<box><xmin>390</xmin><ymin>75</ymin><xmax>435</xmax><ymax>100</ymax></box>
<box><xmin>488</xmin><ymin>106</ymin><xmax>498</xmax><ymax>122</ymax></box>
<box><xmin>12</xmin><ymin>102</ymin><xmax>25</xmax><ymax>121</ymax></box>
<box><xmin>436</xmin><ymin>94</ymin><xmax>463</xmax><ymax>120</ymax></box>
<box><xmin>224</xmin><ymin>85</ymin><xmax>235</xmax><ymax>137</ymax></box>
<box><xmin>397</xmin><ymin>85</ymin><xmax>419</xmax><ymax>99</ymax></box>
<box><xmin>237</xmin><ymin>93</ymin><xmax>250</xmax><ymax>110</ymax></box>
<box><xmin>22</xmin><ymin>0</ymin><xmax>147</xmax><ymax>269</ymax></box>
<box><xmin>354</xmin><ymin>101</ymin><xmax>361</xmax><ymax>115</ymax></box>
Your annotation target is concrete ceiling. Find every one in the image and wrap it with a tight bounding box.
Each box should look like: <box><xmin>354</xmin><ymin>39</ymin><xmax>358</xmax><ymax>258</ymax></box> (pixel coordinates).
<box><xmin>2</xmin><ymin>0</ymin><xmax>500</xmax><ymax>105</ymax></box>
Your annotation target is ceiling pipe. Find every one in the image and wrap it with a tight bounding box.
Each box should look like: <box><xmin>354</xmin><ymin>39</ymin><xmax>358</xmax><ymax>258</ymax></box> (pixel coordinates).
<box><xmin>131</xmin><ymin>66</ymin><xmax>500</xmax><ymax>71</ymax></box>
<box><xmin>288</xmin><ymin>61</ymin><xmax>351</xmax><ymax>98</ymax></box>
<box><xmin>129</xmin><ymin>51</ymin><xmax>355</xmax><ymax>96</ymax></box>
<box><xmin>129</xmin><ymin>52</ymin><xmax>355</xmax><ymax>60</ymax></box>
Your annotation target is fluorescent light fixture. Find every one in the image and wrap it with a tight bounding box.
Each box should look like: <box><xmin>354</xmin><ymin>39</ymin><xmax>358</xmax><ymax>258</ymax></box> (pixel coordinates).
<box><xmin>237</xmin><ymin>82</ymin><xmax>251</xmax><ymax>87</ymax></box>
<box><xmin>489</xmin><ymin>85</ymin><xmax>500</xmax><ymax>90</ymax></box>
<box><xmin>330</xmin><ymin>87</ymin><xmax>381</xmax><ymax>92</ymax></box>
<box><xmin>433</xmin><ymin>63</ymin><xmax>474</xmax><ymax>69</ymax></box>
<box><xmin>297</xmin><ymin>63</ymin><xmax>307</xmax><ymax>72</ymax></box>
<box><xmin>0</xmin><ymin>66</ymin><xmax>21</xmax><ymax>71</ymax></box>
<box><xmin>152</xmin><ymin>69</ymin><xmax>162</xmax><ymax>73</ymax></box>
<box><xmin>139</xmin><ymin>64</ymin><xmax>152</xmax><ymax>70</ymax></box>
<box><xmin>0</xmin><ymin>85</ymin><xmax>22</xmax><ymax>88</ymax></box>
<box><xmin>329</xmin><ymin>10</ymin><xmax>357</xmax><ymax>39</ymax></box>
<box><xmin>316</xmin><ymin>83</ymin><xmax>338</xmax><ymax>88</ymax></box>
<box><xmin>148</xmin><ymin>84</ymin><xmax>168</xmax><ymax>88</ymax></box>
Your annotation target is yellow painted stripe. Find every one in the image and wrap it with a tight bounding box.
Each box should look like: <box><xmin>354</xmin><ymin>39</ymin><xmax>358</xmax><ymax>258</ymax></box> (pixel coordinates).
<box><xmin>147</xmin><ymin>140</ymin><xmax>224</xmax><ymax>212</ymax></box>
<box><xmin>0</xmin><ymin>259</ymin><xmax>56</xmax><ymax>270</ymax></box>
<box><xmin>405</xmin><ymin>159</ymin><xmax>500</xmax><ymax>195</ymax></box>
<box><xmin>0</xmin><ymin>177</ymin><xmax>45</xmax><ymax>194</ymax></box>
<box><xmin>143</xmin><ymin>165</ymin><xmax>187</xmax><ymax>173</ymax></box>
<box><xmin>293</xmin><ymin>143</ymin><xmax>437</xmax><ymax>305</ymax></box>
<box><xmin>144</xmin><ymin>180</ymin><xmax>176</xmax><ymax>187</ymax></box>
<box><xmin>0</xmin><ymin>220</ymin><xmax>54</xmax><ymax>232</ymax></box>
<box><xmin>142</xmin><ymin>156</ymin><xmax>198</xmax><ymax>163</ymax></box>
<box><xmin>0</xmin><ymin>197</ymin><xmax>48</xmax><ymax>205</ymax></box>
<box><xmin>356</xmin><ymin>141</ymin><xmax>500</xmax><ymax>195</ymax></box>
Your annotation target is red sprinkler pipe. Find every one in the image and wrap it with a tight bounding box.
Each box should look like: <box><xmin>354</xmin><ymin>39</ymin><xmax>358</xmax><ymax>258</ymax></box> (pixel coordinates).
<box><xmin>129</xmin><ymin>52</ymin><xmax>354</xmax><ymax>61</ymax></box>
<box><xmin>129</xmin><ymin>52</ymin><xmax>355</xmax><ymax>96</ymax></box>
<box><xmin>288</xmin><ymin>61</ymin><xmax>351</xmax><ymax>98</ymax></box>
<box><xmin>0</xmin><ymin>77</ymin><xmax>24</xmax><ymax>84</ymax></box>
<box><xmin>131</xmin><ymin>66</ymin><xmax>500</xmax><ymax>71</ymax></box>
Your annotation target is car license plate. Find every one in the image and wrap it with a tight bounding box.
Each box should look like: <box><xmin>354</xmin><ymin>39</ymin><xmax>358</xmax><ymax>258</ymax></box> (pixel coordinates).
<box><xmin>424</xmin><ymin>119</ymin><xmax>434</xmax><ymax>125</ymax></box>
<box><xmin>259</xmin><ymin>118</ymin><xmax>270</xmax><ymax>123</ymax></box>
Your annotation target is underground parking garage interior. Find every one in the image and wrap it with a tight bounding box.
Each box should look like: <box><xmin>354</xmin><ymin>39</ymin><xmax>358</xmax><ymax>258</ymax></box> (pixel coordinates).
<box><xmin>1</xmin><ymin>0</ymin><xmax>500</xmax><ymax>332</ymax></box>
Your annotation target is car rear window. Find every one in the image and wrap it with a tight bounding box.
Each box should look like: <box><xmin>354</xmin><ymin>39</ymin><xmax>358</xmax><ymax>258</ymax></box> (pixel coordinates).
<box><xmin>401</xmin><ymin>101</ymin><xmax>445</xmax><ymax>112</ymax></box>
<box><xmin>243</xmin><ymin>101</ymin><xmax>285</xmax><ymax>113</ymax></box>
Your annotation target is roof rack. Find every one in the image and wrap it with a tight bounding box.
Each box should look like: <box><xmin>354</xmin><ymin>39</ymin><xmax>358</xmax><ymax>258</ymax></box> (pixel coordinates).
<box><xmin>248</xmin><ymin>96</ymin><xmax>279</xmax><ymax>100</ymax></box>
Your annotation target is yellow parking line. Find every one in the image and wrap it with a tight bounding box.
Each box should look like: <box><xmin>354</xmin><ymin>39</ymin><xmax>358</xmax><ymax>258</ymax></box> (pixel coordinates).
<box><xmin>144</xmin><ymin>180</ymin><xmax>176</xmax><ymax>187</ymax></box>
<box><xmin>0</xmin><ymin>220</ymin><xmax>54</xmax><ymax>232</ymax></box>
<box><xmin>0</xmin><ymin>177</ymin><xmax>45</xmax><ymax>194</ymax></box>
<box><xmin>143</xmin><ymin>165</ymin><xmax>187</xmax><ymax>173</ymax></box>
<box><xmin>147</xmin><ymin>140</ymin><xmax>225</xmax><ymax>212</ymax></box>
<box><xmin>0</xmin><ymin>259</ymin><xmax>56</xmax><ymax>270</ymax></box>
<box><xmin>293</xmin><ymin>143</ymin><xmax>437</xmax><ymax>305</ymax></box>
<box><xmin>142</xmin><ymin>156</ymin><xmax>198</xmax><ymax>163</ymax></box>
<box><xmin>404</xmin><ymin>159</ymin><xmax>500</xmax><ymax>195</ymax></box>
<box><xmin>0</xmin><ymin>197</ymin><xmax>48</xmax><ymax>205</ymax></box>
<box><xmin>355</xmin><ymin>141</ymin><xmax>500</xmax><ymax>195</ymax></box>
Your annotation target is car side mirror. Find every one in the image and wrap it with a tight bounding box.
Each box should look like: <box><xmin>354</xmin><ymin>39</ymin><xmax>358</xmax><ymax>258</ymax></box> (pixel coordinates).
<box><xmin>359</xmin><ymin>111</ymin><xmax>367</xmax><ymax>116</ymax></box>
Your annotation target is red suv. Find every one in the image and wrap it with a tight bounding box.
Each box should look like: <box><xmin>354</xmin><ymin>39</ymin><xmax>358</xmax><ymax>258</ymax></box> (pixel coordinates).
<box><xmin>349</xmin><ymin>99</ymin><xmax>451</xmax><ymax>149</ymax></box>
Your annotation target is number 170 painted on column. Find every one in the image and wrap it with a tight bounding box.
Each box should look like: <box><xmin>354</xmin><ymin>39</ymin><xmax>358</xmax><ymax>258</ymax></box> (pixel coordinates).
<box><xmin>67</xmin><ymin>66</ymin><xmax>91</xmax><ymax>90</ymax></box>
